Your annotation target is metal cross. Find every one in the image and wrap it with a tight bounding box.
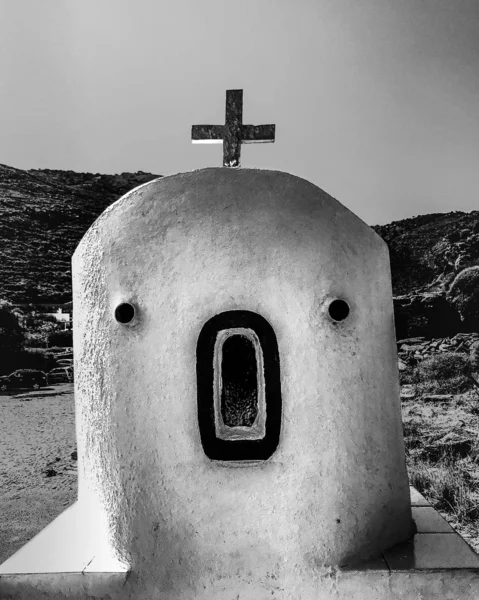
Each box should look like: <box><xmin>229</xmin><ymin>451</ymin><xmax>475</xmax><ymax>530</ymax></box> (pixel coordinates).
<box><xmin>191</xmin><ymin>89</ymin><xmax>275</xmax><ymax>167</ymax></box>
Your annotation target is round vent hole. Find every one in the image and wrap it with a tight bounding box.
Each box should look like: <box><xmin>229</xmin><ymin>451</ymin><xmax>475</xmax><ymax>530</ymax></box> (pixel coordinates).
<box><xmin>115</xmin><ymin>303</ymin><xmax>135</xmax><ymax>324</ymax></box>
<box><xmin>328</xmin><ymin>299</ymin><xmax>350</xmax><ymax>322</ymax></box>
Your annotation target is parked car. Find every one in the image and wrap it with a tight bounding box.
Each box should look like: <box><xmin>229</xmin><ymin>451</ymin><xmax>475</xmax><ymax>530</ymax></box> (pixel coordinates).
<box><xmin>48</xmin><ymin>366</ymin><xmax>74</xmax><ymax>384</ymax></box>
<box><xmin>57</xmin><ymin>359</ymin><xmax>73</xmax><ymax>366</ymax></box>
<box><xmin>54</xmin><ymin>352</ymin><xmax>73</xmax><ymax>361</ymax></box>
<box><xmin>53</xmin><ymin>348</ymin><xmax>73</xmax><ymax>358</ymax></box>
<box><xmin>0</xmin><ymin>369</ymin><xmax>47</xmax><ymax>391</ymax></box>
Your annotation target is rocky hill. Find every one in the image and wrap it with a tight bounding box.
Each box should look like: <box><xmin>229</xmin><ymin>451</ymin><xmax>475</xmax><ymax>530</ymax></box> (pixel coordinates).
<box><xmin>371</xmin><ymin>213</ymin><xmax>479</xmax><ymax>339</ymax></box>
<box><xmin>0</xmin><ymin>163</ymin><xmax>478</xmax><ymax>316</ymax></box>
<box><xmin>0</xmin><ymin>164</ymin><xmax>160</xmax><ymax>302</ymax></box>
<box><xmin>372</xmin><ymin>212</ymin><xmax>479</xmax><ymax>296</ymax></box>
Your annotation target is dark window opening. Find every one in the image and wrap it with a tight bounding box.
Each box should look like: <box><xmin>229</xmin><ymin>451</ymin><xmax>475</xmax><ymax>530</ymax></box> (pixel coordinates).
<box><xmin>221</xmin><ymin>334</ymin><xmax>258</xmax><ymax>427</ymax></box>
<box><xmin>197</xmin><ymin>310</ymin><xmax>282</xmax><ymax>462</ymax></box>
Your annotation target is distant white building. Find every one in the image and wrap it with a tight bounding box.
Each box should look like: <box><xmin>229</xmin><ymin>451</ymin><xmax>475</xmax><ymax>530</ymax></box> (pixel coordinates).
<box><xmin>43</xmin><ymin>308</ymin><xmax>71</xmax><ymax>329</ymax></box>
<box><xmin>48</xmin><ymin>308</ymin><xmax>70</xmax><ymax>324</ymax></box>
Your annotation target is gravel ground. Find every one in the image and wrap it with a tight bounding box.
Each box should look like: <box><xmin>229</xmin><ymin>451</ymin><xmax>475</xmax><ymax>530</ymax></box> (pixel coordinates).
<box><xmin>0</xmin><ymin>383</ymin><xmax>77</xmax><ymax>565</ymax></box>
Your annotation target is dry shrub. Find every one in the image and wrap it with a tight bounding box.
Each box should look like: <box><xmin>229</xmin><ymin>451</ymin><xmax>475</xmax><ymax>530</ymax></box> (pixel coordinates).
<box><xmin>417</xmin><ymin>375</ymin><xmax>473</xmax><ymax>395</ymax></box>
<box><xmin>471</xmin><ymin>341</ymin><xmax>479</xmax><ymax>373</ymax></box>
<box><xmin>418</xmin><ymin>352</ymin><xmax>471</xmax><ymax>380</ymax></box>
<box><xmin>458</xmin><ymin>391</ymin><xmax>479</xmax><ymax>415</ymax></box>
<box><xmin>399</xmin><ymin>368</ymin><xmax>416</xmax><ymax>385</ymax></box>
<box><xmin>403</xmin><ymin>419</ymin><xmax>423</xmax><ymax>451</ymax></box>
<box><xmin>408</xmin><ymin>458</ymin><xmax>479</xmax><ymax>523</ymax></box>
<box><xmin>447</xmin><ymin>266</ymin><xmax>479</xmax><ymax>324</ymax></box>
<box><xmin>415</xmin><ymin>353</ymin><xmax>474</xmax><ymax>394</ymax></box>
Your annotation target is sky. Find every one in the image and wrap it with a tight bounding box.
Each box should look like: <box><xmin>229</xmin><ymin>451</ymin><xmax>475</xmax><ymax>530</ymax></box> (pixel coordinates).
<box><xmin>1</xmin><ymin>0</ymin><xmax>479</xmax><ymax>225</ymax></box>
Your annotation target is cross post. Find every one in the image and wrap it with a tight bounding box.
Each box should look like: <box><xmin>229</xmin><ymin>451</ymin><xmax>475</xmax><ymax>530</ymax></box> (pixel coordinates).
<box><xmin>192</xmin><ymin>89</ymin><xmax>275</xmax><ymax>167</ymax></box>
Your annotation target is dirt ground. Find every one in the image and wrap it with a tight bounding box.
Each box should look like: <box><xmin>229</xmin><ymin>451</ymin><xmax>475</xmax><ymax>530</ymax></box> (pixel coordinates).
<box><xmin>0</xmin><ymin>383</ymin><xmax>77</xmax><ymax>565</ymax></box>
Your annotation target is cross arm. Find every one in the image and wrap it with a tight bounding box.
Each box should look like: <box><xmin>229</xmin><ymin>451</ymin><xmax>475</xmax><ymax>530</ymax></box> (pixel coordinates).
<box><xmin>241</xmin><ymin>124</ymin><xmax>276</xmax><ymax>144</ymax></box>
<box><xmin>191</xmin><ymin>125</ymin><xmax>224</xmax><ymax>144</ymax></box>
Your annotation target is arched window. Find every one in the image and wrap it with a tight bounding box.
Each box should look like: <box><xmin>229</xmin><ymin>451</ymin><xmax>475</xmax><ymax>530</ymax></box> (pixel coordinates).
<box><xmin>196</xmin><ymin>311</ymin><xmax>282</xmax><ymax>461</ymax></box>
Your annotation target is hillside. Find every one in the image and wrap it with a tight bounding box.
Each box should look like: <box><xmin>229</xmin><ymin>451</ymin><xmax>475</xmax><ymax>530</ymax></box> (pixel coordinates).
<box><xmin>0</xmin><ymin>163</ymin><xmax>478</xmax><ymax>304</ymax></box>
<box><xmin>0</xmin><ymin>164</ymin><xmax>160</xmax><ymax>303</ymax></box>
<box><xmin>372</xmin><ymin>212</ymin><xmax>479</xmax><ymax>296</ymax></box>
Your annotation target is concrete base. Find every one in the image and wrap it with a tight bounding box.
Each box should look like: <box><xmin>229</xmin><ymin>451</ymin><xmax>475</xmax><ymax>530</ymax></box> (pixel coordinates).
<box><xmin>0</xmin><ymin>502</ymin><xmax>128</xmax><ymax>576</ymax></box>
<box><xmin>1</xmin><ymin>488</ymin><xmax>478</xmax><ymax>599</ymax></box>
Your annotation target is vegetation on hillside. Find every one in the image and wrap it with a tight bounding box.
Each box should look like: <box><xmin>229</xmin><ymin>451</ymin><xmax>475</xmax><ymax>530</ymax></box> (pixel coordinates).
<box><xmin>447</xmin><ymin>266</ymin><xmax>479</xmax><ymax>327</ymax></box>
<box><xmin>0</xmin><ymin>300</ymin><xmax>25</xmax><ymax>354</ymax></box>
<box><xmin>415</xmin><ymin>352</ymin><xmax>473</xmax><ymax>394</ymax></box>
<box><xmin>0</xmin><ymin>302</ymin><xmax>72</xmax><ymax>374</ymax></box>
<box><xmin>0</xmin><ymin>164</ymin><xmax>160</xmax><ymax>303</ymax></box>
<box><xmin>372</xmin><ymin>211</ymin><xmax>479</xmax><ymax>296</ymax></box>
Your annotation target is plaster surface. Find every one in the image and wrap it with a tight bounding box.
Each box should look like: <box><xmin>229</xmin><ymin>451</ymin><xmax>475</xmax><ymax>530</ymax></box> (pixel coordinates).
<box><xmin>70</xmin><ymin>167</ymin><xmax>413</xmax><ymax>580</ymax></box>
